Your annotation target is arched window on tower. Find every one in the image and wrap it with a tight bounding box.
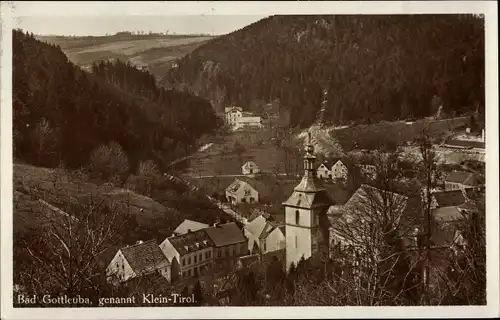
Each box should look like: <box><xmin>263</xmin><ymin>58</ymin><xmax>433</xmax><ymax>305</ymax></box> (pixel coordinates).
<box><xmin>296</xmin><ymin>210</ymin><xmax>300</xmax><ymax>225</ymax></box>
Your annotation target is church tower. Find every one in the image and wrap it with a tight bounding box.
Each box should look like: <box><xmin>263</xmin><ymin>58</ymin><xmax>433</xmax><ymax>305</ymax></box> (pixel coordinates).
<box><xmin>283</xmin><ymin>132</ymin><xmax>334</xmax><ymax>272</ymax></box>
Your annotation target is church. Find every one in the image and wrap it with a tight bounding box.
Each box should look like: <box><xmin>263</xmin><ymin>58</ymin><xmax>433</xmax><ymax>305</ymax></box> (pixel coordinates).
<box><xmin>282</xmin><ymin>133</ymin><xmax>334</xmax><ymax>272</ymax></box>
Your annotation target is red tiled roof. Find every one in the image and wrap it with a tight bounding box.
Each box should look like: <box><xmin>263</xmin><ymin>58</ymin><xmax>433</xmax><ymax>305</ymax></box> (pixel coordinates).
<box><xmin>121</xmin><ymin>240</ymin><xmax>170</xmax><ymax>275</ymax></box>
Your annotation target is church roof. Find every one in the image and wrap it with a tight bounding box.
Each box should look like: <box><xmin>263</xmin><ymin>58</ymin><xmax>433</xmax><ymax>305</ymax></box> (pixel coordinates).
<box><xmin>282</xmin><ymin>189</ymin><xmax>333</xmax><ymax>209</ymax></box>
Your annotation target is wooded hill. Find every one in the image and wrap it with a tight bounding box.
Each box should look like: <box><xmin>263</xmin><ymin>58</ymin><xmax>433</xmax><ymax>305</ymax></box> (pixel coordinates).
<box><xmin>163</xmin><ymin>15</ymin><xmax>485</xmax><ymax>128</ymax></box>
<box><xmin>13</xmin><ymin>30</ymin><xmax>221</xmax><ymax>172</ymax></box>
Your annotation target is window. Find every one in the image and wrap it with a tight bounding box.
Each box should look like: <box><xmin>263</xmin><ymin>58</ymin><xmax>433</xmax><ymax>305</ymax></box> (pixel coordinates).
<box><xmin>296</xmin><ymin>210</ymin><xmax>300</xmax><ymax>225</ymax></box>
<box><xmin>194</xmin><ymin>255</ymin><xmax>197</xmax><ymax>263</ymax></box>
<box><xmin>188</xmin><ymin>257</ymin><xmax>191</xmax><ymax>265</ymax></box>
<box><xmin>263</xmin><ymin>241</ymin><xmax>266</xmax><ymax>252</ymax></box>
<box><xmin>199</xmin><ymin>253</ymin><xmax>202</xmax><ymax>261</ymax></box>
<box><xmin>181</xmin><ymin>258</ymin><xmax>185</xmax><ymax>266</ymax></box>
<box><xmin>217</xmin><ymin>251</ymin><xmax>221</xmax><ymax>258</ymax></box>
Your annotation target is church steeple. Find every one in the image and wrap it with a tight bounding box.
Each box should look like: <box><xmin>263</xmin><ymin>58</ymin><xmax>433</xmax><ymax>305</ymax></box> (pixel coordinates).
<box><xmin>283</xmin><ymin>130</ymin><xmax>333</xmax><ymax>272</ymax></box>
<box><xmin>293</xmin><ymin>132</ymin><xmax>325</xmax><ymax>193</ymax></box>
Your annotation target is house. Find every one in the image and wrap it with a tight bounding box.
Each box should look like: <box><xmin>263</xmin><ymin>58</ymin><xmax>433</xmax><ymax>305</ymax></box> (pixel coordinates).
<box><xmin>243</xmin><ymin>215</ymin><xmax>286</xmax><ymax>254</ymax></box>
<box><xmin>235</xmin><ymin>115</ymin><xmax>262</xmax><ymax>129</ymax></box>
<box><xmin>443</xmin><ymin>138</ymin><xmax>485</xmax><ymax>152</ymax></box>
<box><xmin>174</xmin><ymin>219</ymin><xmax>209</xmax><ymax>236</ymax></box>
<box><xmin>225</xmin><ymin>178</ymin><xmax>259</xmax><ymax>204</ymax></box>
<box><xmin>444</xmin><ymin>171</ymin><xmax>481</xmax><ymax>191</ymax></box>
<box><xmin>225</xmin><ymin>106</ymin><xmax>243</xmax><ymax>127</ymax></box>
<box><xmin>330</xmin><ymin>158</ymin><xmax>349</xmax><ymax>181</ymax></box>
<box><xmin>204</xmin><ymin>222</ymin><xmax>248</xmax><ymax>267</ymax></box>
<box><xmin>316</xmin><ymin>162</ymin><xmax>331</xmax><ymax>179</ymax></box>
<box><xmin>242</xmin><ymin>161</ymin><xmax>260</xmax><ymax>176</ymax></box>
<box><xmin>430</xmin><ymin>189</ymin><xmax>468</xmax><ymax>210</ymax></box>
<box><xmin>159</xmin><ymin>229</ymin><xmax>214</xmax><ymax>281</ymax></box>
<box><xmin>106</xmin><ymin>240</ymin><xmax>171</xmax><ymax>285</ymax></box>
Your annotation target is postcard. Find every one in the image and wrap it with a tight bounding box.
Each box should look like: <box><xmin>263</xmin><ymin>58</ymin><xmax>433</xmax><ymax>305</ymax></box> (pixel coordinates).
<box><xmin>1</xmin><ymin>1</ymin><xmax>498</xmax><ymax>319</ymax></box>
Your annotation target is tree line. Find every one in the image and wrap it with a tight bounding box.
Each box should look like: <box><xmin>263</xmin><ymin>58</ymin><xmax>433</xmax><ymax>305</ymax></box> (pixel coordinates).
<box><xmin>164</xmin><ymin>15</ymin><xmax>484</xmax><ymax>128</ymax></box>
<box><xmin>13</xmin><ymin>29</ymin><xmax>222</xmax><ymax>174</ymax></box>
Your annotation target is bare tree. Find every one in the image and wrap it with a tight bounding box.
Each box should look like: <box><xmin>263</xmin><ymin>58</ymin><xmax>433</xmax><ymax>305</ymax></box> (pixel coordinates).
<box><xmin>330</xmin><ymin>150</ymin><xmax>421</xmax><ymax>305</ymax></box>
<box><xmin>89</xmin><ymin>141</ymin><xmax>129</xmax><ymax>184</ymax></box>
<box><xmin>29</xmin><ymin>118</ymin><xmax>58</xmax><ymax>165</ymax></box>
<box><xmin>415</xmin><ymin>125</ymin><xmax>442</xmax><ymax>305</ymax></box>
<box><xmin>15</xmin><ymin>187</ymin><xmax>131</xmax><ymax>301</ymax></box>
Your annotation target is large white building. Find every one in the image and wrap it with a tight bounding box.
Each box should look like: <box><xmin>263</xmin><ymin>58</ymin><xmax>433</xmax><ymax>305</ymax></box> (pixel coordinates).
<box><xmin>224</xmin><ymin>106</ymin><xmax>262</xmax><ymax>129</ymax></box>
<box><xmin>282</xmin><ymin>133</ymin><xmax>334</xmax><ymax>272</ymax></box>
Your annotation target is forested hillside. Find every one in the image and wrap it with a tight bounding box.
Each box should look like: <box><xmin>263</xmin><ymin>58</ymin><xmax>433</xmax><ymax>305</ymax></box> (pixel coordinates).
<box><xmin>13</xmin><ymin>30</ymin><xmax>221</xmax><ymax>172</ymax></box>
<box><xmin>163</xmin><ymin>15</ymin><xmax>485</xmax><ymax>128</ymax></box>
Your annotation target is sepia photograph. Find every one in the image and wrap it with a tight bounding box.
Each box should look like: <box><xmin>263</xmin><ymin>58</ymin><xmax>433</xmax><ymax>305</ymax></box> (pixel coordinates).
<box><xmin>1</xmin><ymin>1</ymin><xmax>498</xmax><ymax>319</ymax></box>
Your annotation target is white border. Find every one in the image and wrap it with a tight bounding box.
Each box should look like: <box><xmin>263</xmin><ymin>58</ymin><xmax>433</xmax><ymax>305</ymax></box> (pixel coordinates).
<box><xmin>1</xmin><ymin>1</ymin><xmax>498</xmax><ymax>319</ymax></box>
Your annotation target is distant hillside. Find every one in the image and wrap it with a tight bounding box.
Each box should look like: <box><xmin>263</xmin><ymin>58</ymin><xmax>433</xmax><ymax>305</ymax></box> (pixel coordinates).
<box><xmin>37</xmin><ymin>33</ymin><xmax>213</xmax><ymax>79</ymax></box>
<box><xmin>163</xmin><ymin>15</ymin><xmax>485</xmax><ymax>128</ymax></box>
<box><xmin>13</xmin><ymin>30</ymin><xmax>221</xmax><ymax>171</ymax></box>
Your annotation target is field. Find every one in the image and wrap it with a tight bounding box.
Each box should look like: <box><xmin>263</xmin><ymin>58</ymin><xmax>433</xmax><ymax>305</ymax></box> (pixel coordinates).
<box><xmin>38</xmin><ymin>34</ymin><xmax>213</xmax><ymax>78</ymax></box>
<box><xmin>180</xmin><ymin>128</ymin><xmax>304</xmax><ymax>178</ymax></box>
<box><xmin>332</xmin><ymin>117</ymin><xmax>469</xmax><ymax>151</ymax></box>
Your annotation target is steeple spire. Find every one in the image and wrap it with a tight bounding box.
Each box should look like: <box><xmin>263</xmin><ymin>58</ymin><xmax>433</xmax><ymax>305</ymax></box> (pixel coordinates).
<box><xmin>293</xmin><ymin>131</ymin><xmax>324</xmax><ymax>192</ymax></box>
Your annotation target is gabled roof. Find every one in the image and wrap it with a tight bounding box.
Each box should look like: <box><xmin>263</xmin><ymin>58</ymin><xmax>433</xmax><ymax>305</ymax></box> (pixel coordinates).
<box><xmin>244</xmin><ymin>215</ymin><xmax>267</xmax><ymax>239</ymax></box>
<box><xmin>174</xmin><ymin>219</ymin><xmax>209</xmax><ymax>235</ymax></box>
<box><xmin>282</xmin><ymin>188</ymin><xmax>333</xmax><ymax>209</ymax></box>
<box><xmin>204</xmin><ymin>222</ymin><xmax>246</xmax><ymax>247</ymax></box>
<box><xmin>233</xmin><ymin>177</ymin><xmax>271</xmax><ymax>198</ymax></box>
<box><xmin>168</xmin><ymin>229</ymin><xmax>214</xmax><ymax>255</ymax></box>
<box><xmin>226</xmin><ymin>178</ymin><xmax>257</xmax><ymax>195</ymax></box>
<box><xmin>258</xmin><ymin>222</ymin><xmax>278</xmax><ymax>240</ymax></box>
<box><xmin>445</xmin><ymin>171</ymin><xmax>479</xmax><ymax>186</ymax></box>
<box><xmin>432</xmin><ymin>206</ymin><xmax>467</xmax><ymax>223</ymax></box>
<box><xmin>342</xmin><ymin>184</ymin><xmax>409</xmax><ymax>220</ymax></box>
<box><xmin>120</xmin><ymin>240</ymin><xmax>170</xmax><ymax>275</ymax></box>
<box><xmin>432</xmin><ymin>190</ymin><xmax>466</xmax><ymax>207</ymax></box>
<box><xmin>242</xmin><ymin>161</ymin><xmax>259</xmax><ymax>169</ymax></box>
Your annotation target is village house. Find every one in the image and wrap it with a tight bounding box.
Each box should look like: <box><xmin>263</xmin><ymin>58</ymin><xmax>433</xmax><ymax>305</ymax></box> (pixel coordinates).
<box><xmin>225</xmin><ymin>106</ymin><xmax>243</xmax><ymax>127</ymax></box>
<box><xmin>330</xmin><ymin>158</ymin><xmax>349</xmax><ymax>181</ymax></box>
<box><xmin>444</xmin><ymin>171</ymin><xmax>481</xmax><ymax>191</ymax></box>
<box><xmin>224</xmin><ymin>107</ymin><xmax>262</xmax><ymax>129</ymax></box>
<box><xmin>106</xmin><ymin>240</ymin><xmax>171</xmax><ymax>285</ymax></box>
<box><xmin>174</xmin><ymin>219</ymin><xmax>209</xmax><ymax>236</ymax></box>
<box><xmin>159</xmin><ymin>229</ymin><xmax>214</xmax><ymax>281</ymax></box>
<box><xmin>316</xmin><ymin>162</ymin><xmax>331</xmax><ymax>179</ymax></box>
<box><xmin>225</xmin><ymin>178</ymin><xmax>259</xmax><ymax>204</ymax></box>
<box><xmin>204</xmin><ymin>222</ymin><xmax>248</xmax><ymax>268</ymax></box>
<box><xmin>243</xmin><ymin>214</ymin><xmax>286</xmax><ymax>255</ymax></box>
<box><xmin>242</xmin><ymin>161</ymin><xmax>260</xmax><ymax>176</ymax></box>
<box><xmin>317</xmin><ymin>158</ymin><xmax>350</xmax><ymax>181</ymax></box>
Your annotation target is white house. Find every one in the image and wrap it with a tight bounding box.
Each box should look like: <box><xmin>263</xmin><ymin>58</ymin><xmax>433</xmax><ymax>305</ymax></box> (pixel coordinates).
<box><xmin>225</xmin><ymin>107</ymin><xmax>243</xmax><ymax>127</ymax></box>
<box><xmin>224</xmin><ymin>107</ymin><xmax>262</xmax><ymax>129</ymax></box>
<box><xmin>243</xmin><ymin>215</ymin><xmax>286</xmax><ymax>254</ymax></box>
<box><xmin>330</xmin><ymin>159</ymin><xmax>349</xmax><ymax>181</ymax></box>
<box><xmin>225</xmin><ymin>178</ymin><xmax>259</xmax><ymax>204</ymax></box>
<box><xmin>242</xmin><ymin>161</ymin><xmax>260</xmax><ymax>176</ymax></box>
<box><xmin>106</xmin><ymin>240</ymin><xmax>171</xmax><ymax>285</ymax></box>
<box><xmin>316</xmin><ymin>163</ymin><xmax>331</xmax><ymax>179</ymax></box>
<box><xmin>159</xmin><ymin>229</ymin><xmax>214</xmax><ymax>281</ymax></box>
<box><xmin>174</xmin><ymin>219</ymin><xmax>209</xmax><ymax>236</ymax></box>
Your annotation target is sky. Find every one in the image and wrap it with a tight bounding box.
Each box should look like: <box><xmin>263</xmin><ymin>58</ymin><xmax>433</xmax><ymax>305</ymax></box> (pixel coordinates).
<box><xmin>16</xmin><ymin>15</ymin><xmax>268</xmax><ymax>36</ymax></box>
